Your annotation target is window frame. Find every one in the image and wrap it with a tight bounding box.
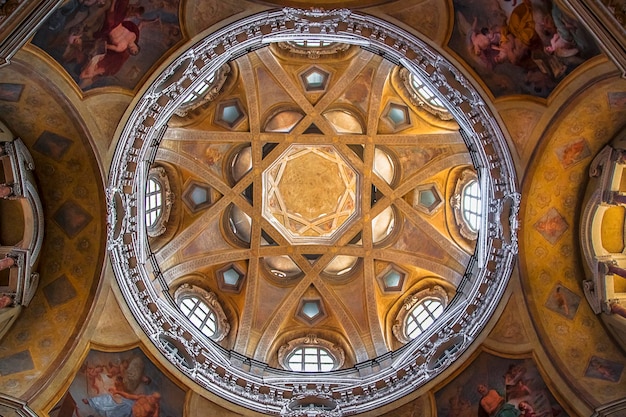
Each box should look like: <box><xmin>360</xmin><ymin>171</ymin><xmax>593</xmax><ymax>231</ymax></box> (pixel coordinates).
<box><xmin>462</xmin><ymin>179</ymin><xmax>481</xmax><ymax>233</ymax></box>
<box><xmin>451</xmin><ymin>169</ymin><xmax>481</xmax><ymax>240</ymax></box>
<box><xmin>174</xmin><ymin>284</ymin><xmax>230</xmax><ymax>342</ymax></box>
<box><xmin>286</xmin><ymin>346</ymin><xmax>336</xmax><ymax>372</ymax></box>
<box><xmin>393</xmin><ymin>286</ymin><xmax>448</xmax><ymax>344</ymax></box>
<box><xmin>404</xmin><ymin>297</ymin><xmax>444</xmax><ymax>340</ymax></box>
<box><xmin>399</xmin><ymin>68</ymin><xmax>453</xmax><ymax>121</ymax></box>
<box><xmin>278</xmin><ymin>334</ymin><xmax>345</xmax><ymax>372</ymax></box>
<box><xmin>145</xmin><ymin>167</ymin><xmax>172</xmax><ymax>238</ymax></box>
<box><xmin>275</xmin><ymin>41</ymin><xmax>351</xmax><ymax>59</ymax></box>
<box><xmin>174</xmin><ymin>64</ymin><xmax>230</xmax><ymax>117</ymax></box>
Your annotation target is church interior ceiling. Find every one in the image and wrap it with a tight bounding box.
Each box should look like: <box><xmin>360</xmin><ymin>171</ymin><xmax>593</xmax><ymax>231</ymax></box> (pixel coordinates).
<box><xmin>0</xmin><ymin>0</ymin><xmax>624</xmax><ymax>416</ymax></box>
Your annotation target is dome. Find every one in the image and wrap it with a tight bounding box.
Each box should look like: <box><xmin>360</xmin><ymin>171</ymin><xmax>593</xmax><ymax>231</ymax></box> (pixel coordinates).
<box><xmin>107</xmin><ymin>9</ymin><xmax>518</xmax><ymax>415</ymax></box>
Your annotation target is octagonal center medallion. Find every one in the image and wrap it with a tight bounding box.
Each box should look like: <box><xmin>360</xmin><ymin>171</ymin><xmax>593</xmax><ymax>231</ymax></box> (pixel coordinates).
<box><xmin>263</xmin><ymin>145</ymin><xmax>360</xmax><ymax>244</ymax></box>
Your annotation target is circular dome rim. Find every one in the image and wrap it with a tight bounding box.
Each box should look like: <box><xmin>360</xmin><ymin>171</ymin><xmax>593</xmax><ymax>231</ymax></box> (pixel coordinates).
<box><xmin>106</xmin><ymin>8</ymin><xmax>519</xmax><ymax>415</ymax></box>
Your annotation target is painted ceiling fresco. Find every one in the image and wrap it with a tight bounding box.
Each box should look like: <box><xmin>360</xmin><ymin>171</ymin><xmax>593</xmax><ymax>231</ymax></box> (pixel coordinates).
<box><xmin>31</xmin><ymin>0</ymin><xmax>182</xmax><ymax>91</ymax></box>
<box><xmin>50</xmin><ymin>347</ymin><xmax>186</xmax><ymax>417</ymax></box>
<box><xmin>0</xmin><ymin>0</ymin><xmax>623</xmax><ymax>415</ymax></box>
<box><xmin>435</xmin><ymin>351</ymin><xmax>569</xmax><ymax>417</ymax></box>
<box><xmin>449</xmin><ymin>0</ymin><xmax>600</xmax><ymax>98</ymax></box>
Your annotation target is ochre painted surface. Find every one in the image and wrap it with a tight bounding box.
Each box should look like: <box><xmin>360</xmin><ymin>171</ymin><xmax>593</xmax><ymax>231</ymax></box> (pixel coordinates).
<box><xmin>521</xmin><ymin>79</ymin><xmax>626</xmax><ymax>404</ymax></box>
<box><xmin>0</xmin><ymin>1</ymin><xmax>622</xmax><ymax>416</ymax></box>
<box><xmin>601</xmin><ymin>205</ymin><xmax>625</xmax><ymax>253</ymax></box>
<box><xmin>266</xmin><ymin>145</ymin><xmax>359</xmax><ymax>240</ymax></box>
<box><xmin>0</xmin><ymin>63</ymin><xmax>105</xmax><ymax>398</ymax></box>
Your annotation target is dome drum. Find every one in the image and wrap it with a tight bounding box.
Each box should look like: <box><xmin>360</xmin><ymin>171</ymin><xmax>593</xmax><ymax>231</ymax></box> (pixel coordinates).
<box><xmin>107</xmin><ymin>8</ymin><xmax>519</xmax><ymax>416</ymax></box>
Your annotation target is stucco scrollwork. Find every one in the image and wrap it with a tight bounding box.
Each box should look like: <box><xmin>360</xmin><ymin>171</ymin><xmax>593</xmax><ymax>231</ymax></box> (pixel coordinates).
<box><xmin>174</xmin><ymin>64</ymin><xmax>231</xmax><ymax>117</ymax></box>
<box><xmin>107</xmin><ymin>8</ymin><xmax>519</xmax><ymax>415</ymax></box>
<box><xmin>277</xmin><ymin>41</ymin><xmax>351</xmax><ymax>59</ymax></box>
<box><xmin>399</xmin><ymin>68</ymin><xmax>453</xmax><ymax>121</ymax></box>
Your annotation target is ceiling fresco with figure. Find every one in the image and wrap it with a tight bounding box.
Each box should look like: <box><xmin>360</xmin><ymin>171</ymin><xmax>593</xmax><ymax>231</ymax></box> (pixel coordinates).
<box><xmin>520</xmin><ymin>78</ymin><xmax>626</xmax><ymax>404</ymax></box>
<box><xmin>24</xmin><ymin>0</ymin><xmax>604</xmax><ymax>100</ymax></box>
<box><xmin>31</xmin><ymin>0</ymin><xmax>182</xmax><ymax>91</ymax></box>
<box><xmin>435</xmin><ymin>351</ymin><xmax>569</xmax><ymax>417</ymax></box>
<box><xmin>0</xmin><ymin>0</ymin><xmax>622</xmax><ymax>415</ymax></box>
<box><xmin>51</xmin><ymin>347</ymin><xmax>186</xmax><ymax>417</ymax></box>
<box><xmin>449</xmin><ymin>0</ymin><xmax>600</xmax><ymax>98</ymax></box>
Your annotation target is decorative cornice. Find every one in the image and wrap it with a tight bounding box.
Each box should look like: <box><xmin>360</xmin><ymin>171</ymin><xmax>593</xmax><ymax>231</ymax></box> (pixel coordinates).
<box><xmin>399</xmin><ymin>67</ymin><xmax>453</xmax><ymax>121</ymax></box>
<box><xmin>591</xmin><ymin>398</ymin><xmax>626</xmax><ymax>417</ymax></box>
<box><xmin>106</xmin><ymin>9</ymin><xmax>519</xmax><ymax>415</ymax></box>
<box><xmin>0</xmin><ymin>393</ymin><xmax>38</xmax><ymax>417</ymax></box>
<box><xmin>0</xmin><ymin>0</ymin><xmax>59</xmax><ymax>67</ymax></box>
<box><xmin>276</xmin><ymin>41</ymin><xmax>351</xmax><ymax>59</ymax></box>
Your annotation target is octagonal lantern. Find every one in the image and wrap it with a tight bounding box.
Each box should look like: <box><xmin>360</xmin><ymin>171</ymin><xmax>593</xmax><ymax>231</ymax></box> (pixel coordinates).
<box><xmin>262</xmin><ymin>144</ymin><xmax>360</xmax><ymax>244</ymax></box>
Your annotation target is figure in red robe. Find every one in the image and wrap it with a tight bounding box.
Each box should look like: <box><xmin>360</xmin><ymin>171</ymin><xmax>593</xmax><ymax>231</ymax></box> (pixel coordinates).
<box><xmin>79</xmin><ymin>0</ymin><xmax>142</xmax><ymax>87</ymax></box>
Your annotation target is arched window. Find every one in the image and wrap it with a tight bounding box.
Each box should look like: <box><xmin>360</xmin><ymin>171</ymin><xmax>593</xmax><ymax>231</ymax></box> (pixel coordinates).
<box><xmin>274</xmin><ymin>41</ymin><xmax>351</xmax><ymax>59</ymax></box>
<box><xmin>174</xmin><ymin>64</ymin><xmax>230</xmax><ymax>117</ymax></box>
<box><xmin>393</xmin><ymin>286</ymin><xmax>448</xmax><ymax>344</ymax></box>
<box><xmin>400</xmin><ymin>68</ymin><xmax>452</xmax><ymax>121</ymax></box>
<box><xmin>462</xmin><ymin>179</ymin><xmax>482</xmax><ymax>232</ymax></box>
<box><xmin>181</xmin><ymin>72</ymin><xmax>216</xmax><ymax>105</ymax></box>
<box><xmin>145</xmin><ymin>167</ymin><xmax>172</xmax><ymax>237</ymax></box>
<box><xmin>174</xmin><ymin>284</ymin><xmax>230</xmax><ymax>342</ymax></box>
<box><xmin>451</xmin><ymin>169</ymin><xmax>481</xmax><ymax>240</ymax></box>
<box><xmin>410</xmin><ymin>75</ymin><xmax>446</xmax><ymax>110</ymax></box>
<box><xmin>178</xmin><ymin>295</ymin><xmax>218</xmax><ymax>338</ymax></box>
<box><xmin>405</xmin><ymin>298</ymin><xmax>444</xmax><ymax>340</ymax></box>
<box><xmin>287</xmin><ymin>346</ymin><xmax>335</xmax><ymax>372</ymax></box>
<box><xmin>145</xmin><ymin>177</ymin><xmax>162</xmax><ymax>228</ymax></box>
<box><xmin>278</xmin><ymin>334</ymin><xmax>345</xmax><ymax>372</ymax></box>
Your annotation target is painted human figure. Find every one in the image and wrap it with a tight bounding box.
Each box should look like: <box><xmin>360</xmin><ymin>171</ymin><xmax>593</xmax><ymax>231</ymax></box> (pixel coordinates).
<box><xmin>0</xmin><ymin>184</ymin><xmax>13</xmax><ymax>198</ymax></box>
<box><xmin>518</xmin><ymin>401</ymin><xmax>536</xmax><ymax>417</ymax></box>
<box><xmin>110</xmin><ymin>389</ymin><xmax>161</xmax><ymax>417</ymax></box>
<box><xmin>79</xmin><ymin>0</ymin><xmax>141</xmax><ymax>86</ymax></box>
<box><xmin>477</xmin><ymin>384</ymin><xmax>520</xmax><ymax>417</ymax></box>
<box><xmin>553</xmin><ymin>286</ymin><xmax>569</xmax><ymax>316</ymax></box>
<box><xmin>83</xmin><ymin>390</ymin><xmax>160</xmax><ymax>417</ymax></box>
<box><xmin>0</xmin><ymin>294</ymin><xmax>13</xmax><ymax>309</ymax></box>
<box><xmin>494</xmin><ymin>0</ymin><xmax>541</xmax><ymax>65</ymax></box>
<box><xmin>0</xmin><ymin>255</ymin><xmax>15</xmax><ymax>271</ymax></box>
